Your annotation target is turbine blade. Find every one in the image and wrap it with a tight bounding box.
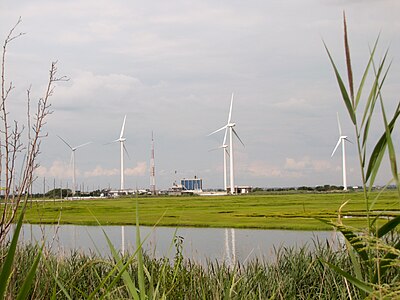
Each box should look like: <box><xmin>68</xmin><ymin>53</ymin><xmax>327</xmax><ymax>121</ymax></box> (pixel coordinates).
<box><xmin>225</xmin><ymin>148</ymin><xmax>230</xmax><ymax>158</ymax></box>
<box><xmin>75</xmin><ymin>141</ymin><xmax>92</xmax><ymax>150</ymax></box>
<box><xmin>232</xmin><ymin>128</ymin><xmax>245</xmax><ymax>147</ymax></box>
<box><xmin>208</xmin><ymin>125</ymin><xmax>228</xmax><ymax>136</ymax></box>
<box><xmin>208</xmin><ymin>147</ymin><xmax>219</xmax><ymax>152</ymax></box>
<box><xmin>123</xmin><ymin>144</ymin><xmax>131</xmax><ymax>160</ymax></box>
<box><xmin>57</xmin><ymin>135</ymin><xmax>73</xmax><ymax>150</ymax></box>
<box><xmin>222</xmin><ymin>127</ymin><xmax>228</xmax><ymax>146</ymax></box>
<box><xmin>104</xmin><ymin>139</ymin><xmax>119</xmax><ymax>145</ymax></box>
<box><xmin>331</xmin><ymin>138</ymin><xmax>341</xmax><ymax>157</ymax></box>
<box><xmin>336</xmin><ymin>112</ymin><xmax>342</xmax><ymax>136</ymax></box>
<box><xmin>343</xmin><ymin>137</ymin><xmax>353</xmax><ymax>144</ymax></box>
<box><xmin>120</xmin><ymin>115</ymin><xmax>127</xmax><ymax>139</ymax></box>
<box><xmin>227</xmin><ymin>93</ymin><xmax>234</xmax><ymax>124</ymax></box>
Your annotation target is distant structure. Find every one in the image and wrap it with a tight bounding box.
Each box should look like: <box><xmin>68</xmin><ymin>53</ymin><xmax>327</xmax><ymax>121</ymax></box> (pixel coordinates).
<box><xmin>208</xmin><ymin>93</ymin><xmax>244</xmax><ymax>195</ymax></box>
<box><xmin>181</xmin><ymin>177</ymin><xmax>203</xmax><ymax>192</ymax></box>
<box><xmin>163</xmin><ymin>176</ymin><xmax>203</xmax><ymax>196</ymax></box>
<box><xmin>226</xmin><ymin>185</ymin><xmax>252</xmax><ymax>194</ymax></box>
<box><xmin>150</xmin><ymin>131</ymin><xmax>156</xmax><ymax>195</ymax></box>
<box><xmin>57</xmin><ymin>135</ymin><xmax>91</xmax><ymax>196</ymax></box>
<box><xmin>107</xmin><ymin>115</ymin><xmax>128</xmax><ymax>191</ymax></box>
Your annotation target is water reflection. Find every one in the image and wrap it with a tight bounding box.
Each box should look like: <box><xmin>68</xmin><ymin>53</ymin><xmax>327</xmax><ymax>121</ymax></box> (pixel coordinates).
<box><xmin>17</xmin><ymin>224</ymin><xmax>340</xmax><ymax>265</ymax></box>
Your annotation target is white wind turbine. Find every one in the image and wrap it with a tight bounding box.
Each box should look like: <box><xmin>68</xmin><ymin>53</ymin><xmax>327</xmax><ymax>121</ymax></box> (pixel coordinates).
<box><xmin>331</xmin><ymin>113</ymin><xmax>351</xmax><ymax>191</ymax></box>
<box><xmin>208</xmin><ymin>127</ymin><xmax>229</xmax><ymax>192</ymax></box>
<box><xmin>209</xmin><ymin>93</ymin><xmax>244</xmax><ymax>194</ymax></box>
<box><xmin>57</xmin><ymin>135</ymin><xmax>91</xmax><ymax>196</ymax></box>
<box><xmin>110</xmin><ymin>115</ymin><xmax>128</xmax><ymax>191</ymax></box>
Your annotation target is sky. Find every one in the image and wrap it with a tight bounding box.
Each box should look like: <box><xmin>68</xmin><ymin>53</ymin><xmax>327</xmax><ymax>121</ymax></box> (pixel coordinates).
<box><xmin>1</xmin><ymin>0</ymin><xmax>399</xmax><ymax>192</ymax></box>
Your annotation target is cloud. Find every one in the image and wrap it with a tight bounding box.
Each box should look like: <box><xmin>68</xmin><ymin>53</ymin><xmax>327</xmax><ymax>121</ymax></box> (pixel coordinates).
<box><xmin>35</xmin><ymin>160</ymin><xmax>73</xmax><ymax>179</ymax></box>
<box><xmin>240</xmin><ymin>156</ymin><xmax>333</xmax><ymax>180</ymax></box>
<box><xmin>84</xmin><ymin>166</ymin><xmax>118</xmax><ymax>177</ymax></box>
<box><xmin>284</xmin><ymin>157</ymin><xmax>332</xmax><ymax>172</ymax></box>
<box><xmin>125</xmin><ymin>161</ymin><xmax>147</xmax><ymax>176</ymax></box>
<box><xmin>272</xmin><ymin>98</ymin><xmax>313</xmax><ymax>111</ymax></box>
<box><xmin>242</xmin><ymin>161</ymin><xmax>284</xmax><ymax>178</ymax></box>
<box><xmin>57</xmin><ymin>71</ymin><xmax>142</xmax><ymax>100</ymax></box>
<box><xmin>84</xmin><ymin>161</ymin><xmax>147</xmax><ymax>178</ymax></box>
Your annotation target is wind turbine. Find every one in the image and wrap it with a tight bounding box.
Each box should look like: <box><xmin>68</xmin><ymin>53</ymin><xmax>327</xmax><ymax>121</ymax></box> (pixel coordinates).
<box><xmin>208</xmin><ymin>127</ymin><xmax>229</xmax><ymax>192</ymax></box>
<box><xmin>331</xmin><ymin>113</ymin><xmax>350</xmax><ymax>191</ymax></box>
<box><xmin>110</xmin><ymin>115</ymin><xmax>128</xmax><ymax>191</ymax></box>
<box><xmin>57</xmin><ymin>135</ymin><xmax>91</xmax><ymax>196</ymax></box>
<box><xmin>209</xmin><ymin>93</ymin><xmax>244</xmax><ymax>194</ymax></box>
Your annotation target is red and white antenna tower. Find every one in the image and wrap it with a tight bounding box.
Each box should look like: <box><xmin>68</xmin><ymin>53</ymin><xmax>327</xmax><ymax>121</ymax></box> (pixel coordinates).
<box><xmin>150</xmin><ymin>131</ymin><xmax>156</xmax><ymax>195</ymax></box>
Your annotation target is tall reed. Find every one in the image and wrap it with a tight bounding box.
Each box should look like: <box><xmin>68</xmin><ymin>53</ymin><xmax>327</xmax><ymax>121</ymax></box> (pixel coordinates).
<box><xmin>323</xmin><ymin>12</ymin><xmax>400</xmax><ymax>298</ymax></box>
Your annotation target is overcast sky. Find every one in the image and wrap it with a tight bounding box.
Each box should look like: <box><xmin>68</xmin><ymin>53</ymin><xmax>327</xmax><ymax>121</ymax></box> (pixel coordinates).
<box><xmin>1</xmin><ymin>0</ymin><xmax>399</xmax><ymax>192</ymax></box>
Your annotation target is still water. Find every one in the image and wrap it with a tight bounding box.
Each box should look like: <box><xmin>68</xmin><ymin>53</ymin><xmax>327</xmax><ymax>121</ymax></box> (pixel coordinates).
<box><xmin>17</xmin><ymin>224</ymin><xmax>341</xmax><ymax>265</ymax></box>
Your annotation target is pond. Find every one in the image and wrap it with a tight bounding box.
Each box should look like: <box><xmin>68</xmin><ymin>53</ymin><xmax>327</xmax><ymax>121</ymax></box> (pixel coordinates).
<box><xmin>17</xmin><ymin>224</ymin><xmax>342</xmax><ymax>265</ymax></box>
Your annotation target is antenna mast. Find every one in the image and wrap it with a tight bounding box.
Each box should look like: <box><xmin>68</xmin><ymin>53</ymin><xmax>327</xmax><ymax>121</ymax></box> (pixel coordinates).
<box><xmin>150</xmin><ymin>131</ymin><xmax>156</xmax><ymax>195</ymax></box>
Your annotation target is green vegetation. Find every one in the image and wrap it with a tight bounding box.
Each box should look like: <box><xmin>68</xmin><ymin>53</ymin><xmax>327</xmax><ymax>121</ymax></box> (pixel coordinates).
<box><xmin>1</xmin><ymin>241</ymin><xmax>381</xmax><ymax>299</ymax></box>
<box><xmin>21</xmin><ymin>191</ymin><xmax>399</xmax><ymax>230</ymax></box>
<box><xmin>321</xmin><ymin>13</ymin><xmax>400</xmax><ymax>298</ymax></box>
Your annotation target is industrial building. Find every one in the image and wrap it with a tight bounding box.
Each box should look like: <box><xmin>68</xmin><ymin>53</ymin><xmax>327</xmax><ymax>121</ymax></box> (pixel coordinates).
<box><xmin>181</xmin><ymin>177</ymin><xmax>203</xmax><ymax>192</ymax></box>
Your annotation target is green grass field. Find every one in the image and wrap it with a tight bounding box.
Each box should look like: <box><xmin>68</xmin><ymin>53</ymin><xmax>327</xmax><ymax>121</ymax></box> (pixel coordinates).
<box><xmin>21</xmin><ymin>191</ymin><xmax>399</xmax><ymax>230</ymax></box>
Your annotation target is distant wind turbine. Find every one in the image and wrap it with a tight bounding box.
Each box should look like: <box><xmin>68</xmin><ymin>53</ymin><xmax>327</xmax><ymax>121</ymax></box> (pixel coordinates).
<box><xmin>331</xmin><ymin>113</ymin><xmax>351</xmax><ymax>191</ymax></box>
<box><xmin>57</xmin><ymin>135</ymin><xmax>91</xmax><ymax>196</ymax></box>
<box><xmin>208</xmin><ymin>127</ymin><xmax>229</xmax><ymax>191</ymax></box>
<box><xmin>109</xmin><ymin>115</ymin><xmax>128</xmax><ymax>191</ymax></box>
<box><xmin>209</xmin><ymin>93</ymin><xmax>244</xmax><ymax>194</ymax></box>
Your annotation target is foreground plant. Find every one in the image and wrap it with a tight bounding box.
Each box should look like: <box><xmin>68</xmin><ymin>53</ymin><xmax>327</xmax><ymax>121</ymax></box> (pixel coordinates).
<box><xmin>0</xmin><ymin>18</ymin><xmax>67</xmax><ymax>244</ymax></box>
<box><xmin>323</xmin><ymin>12</ymin><xmax>400</xmax><ymax>298</ymax></box>
<box><xmin>0</xmin><ymin>18</ymin><xmax>65</xmax><ymax>299</ymax></box>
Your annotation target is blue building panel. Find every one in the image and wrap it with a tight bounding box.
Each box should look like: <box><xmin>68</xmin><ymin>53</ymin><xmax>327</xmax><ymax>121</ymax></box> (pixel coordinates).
<box><xmin>181</xmin><ymin>178</ymin><xmax>203</xmax><ymax>191</ymax></box>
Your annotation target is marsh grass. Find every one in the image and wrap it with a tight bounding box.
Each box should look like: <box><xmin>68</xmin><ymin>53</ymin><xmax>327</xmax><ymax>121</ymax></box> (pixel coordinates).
<box><xmin>21</xmin><ymin>191</ymin><xmax>400</xmax><ymax>230</ymax></box>
<box><xmin>5</xmin><ymin>240</ymin><xmax>392</xmax><ymax>299</ymax></box>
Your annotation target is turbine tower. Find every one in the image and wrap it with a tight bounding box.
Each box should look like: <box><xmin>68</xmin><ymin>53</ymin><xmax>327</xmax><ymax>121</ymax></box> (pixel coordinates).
<box><xmin>110</xmin><ymin>115</ymin><xmax>128</xmax><ymax>191</ymax></box>
<box><xmin>57</xmin><ymin>135</ymin><xmax>91</xmax><ymax>196</ymax></box>
<box><xmin>209</xmin><ymin>93</ymin><xmax>244</xmax><ymax>194</ymax></box>
<box><xmin>222</xmin><ymin>133</ymin><xmax>229</xmax><ymax>192</ymax></box>
<box><xmin>150</xmin><ymin>131</ymin><xmax>156</xmax><ymax>195</ymax></box>
<box><xmin>331</xmin><ymin>113</ymin><xmax>350</xmax><ymax>191</ymax></box>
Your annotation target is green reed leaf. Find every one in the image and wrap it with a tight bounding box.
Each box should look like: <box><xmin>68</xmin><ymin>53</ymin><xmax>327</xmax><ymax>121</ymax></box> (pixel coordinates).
<box><xmin>322</xmin><ymin>260</ymin><xmax>373</xmax><ymax>294</ymax></box>
<box><xmin>380</xmin><ymin>95</ymin><xmax>399</xmax><ymax>190</ymax></box>
<box><xmin>0</xmin><ymin>211</ymin><xmax>24</xmax><ymax>299</ymax></box>
<box><xmin>135</xmin><ymin>200</ymin><xmax>146</xmax><ymax>300</ymax></box>
<box><xmin>366</xmin><ymin>102</ymin><xmax>400</xmax><ymax>185</ymax></box>
<box><xmin>373</xmin><ymin>239</ymin><xmax>400</xmax><ymax>284</ymax></box>
<box><xmin>16</xmin><ymin>245</ymin><xmax>43</xmax><ymax>300</ymax></box>
<box><xmin>377</xmin><ymin>215</ymin><xmax>400</xmax><ymax>238</ymax></box>
<box><xmin>343</xmin><ymin>12</ymin><xmax>354</xmax><ymax>105</ymax></box>
<box><xmin>361</xmin><ymin>49</ymin><xmax>389</xmax><ymax>151</ymax></box>
<box><xmin>42</xmin><ymin>257</ymin><xmax>73</xmax><ymax>300</ymax></box>
<box><xmin>324</xmin><ymin>41</ymin><xmax>356</xmax><ymax>124</ymax></box>
<box><xmin>316</xmin><ymin>218</ymin><xmax>369</xmax><ymax>263</ymax></box>
<box><xmin>355</xmin><ymin>35</ymin><xmax>379</xmax><ymax>110</ymax></box>
<box><xmin>102</xmin><ymin>228</ymin><xmax>139</xmax><ymax>300</ymax></box>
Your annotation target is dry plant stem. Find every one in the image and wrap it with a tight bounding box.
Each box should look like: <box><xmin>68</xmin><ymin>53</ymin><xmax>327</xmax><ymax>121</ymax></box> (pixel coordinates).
<box><xmin>0</xmin><ymin>17</ymin><xmax>67</xmax><ymax>244</ymax></box>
